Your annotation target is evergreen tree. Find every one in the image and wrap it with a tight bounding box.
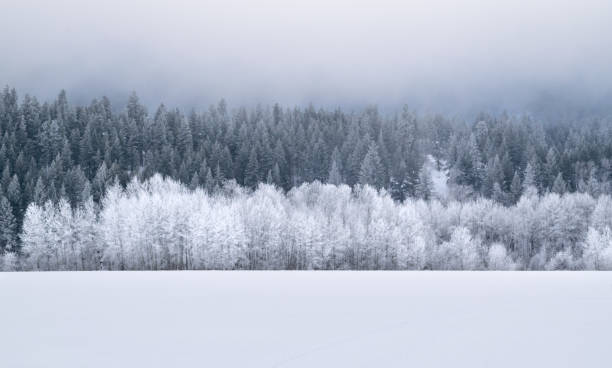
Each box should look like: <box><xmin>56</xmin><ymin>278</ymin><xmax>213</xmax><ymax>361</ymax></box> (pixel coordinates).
<box><xmin>492</xmin><ymin>182</ymin><xmax>505</xmax><ymax>204</ymax></box>
<box><xmin>415</xmin><ymin>165</ymin><xmax>432</xmax><ymax>200</ymax></box>
<box><xmin>204</xmin><ymin>167</ymin><xmax>215</xmax><ymax>194</ymax></box>
<box><xmin>92</xmin><ymin>163</ymin><xmax>109</xmax><ymax>203</ymax></box>
<box><xmin>327</xmin><ymin>159</ymin><xmax>343</xmax><ymax>185</ymax></box>
<box><xmin>552</xmin><ymin>173</ymin><xmax>567</xmax><ymax>194</ymax></box>
<box><xmin>510</xmin><ymin>171</ymin><xmax>522</xmax><ymax>203</ymax></box>
<box><xmin>7</xmin><ymin>174</ymin><xmax>21</xmax><ymax>213</ymax></box>
<box><xmin>214</xmin><ymin>163</ymin><xmax>225</xmax><ymax>185</ymax></box>
<box><xmin>359</xmin><ymin>142</ymin><xmax>384</xmax><ymax>189</ymax></box>
<box><xmin>544</xmin><ymin>148</ymin><xmax>559</xmax><ymax>190</ymax></box>
<box><xmin>523</xmin><ymin>162</ymin><xmax>536</xmax><ymax>190</ymax></box>
<box><xmin>1</xmin><ymin>164</ymin><xmax>10</xmax><ymax>192</ymax></box>
<box><xmin>244</xmin><ymin>148</ymin><xmax>260</xmax><ymax>189</ymax></box>
<box><xmin>0</xmin><ymin>196</ymin><xmax>16</xmax><ymax>251</ymax></box>
<box><xmin>468</xmin><ymin>134</ymin><xmax>484</xmax><ymax>191</ymax></box>
<box><xmin>272</xmin><ymin>163</ymin><xmax>282</xmax><ymax>187</ymax></box>
<box><xmin>189</xmin><ymin>172</ymin><xmax>200</xmax><ymax>190</ymax></box>
<box><xmin>484</xmin><ymin>155</ymin><xmax>503</xmax><ymax>197</ymax></box>
<box><xmin>522</xmin><ymin>162</ymin><xmax>538</xmax><ymax>197</ymax></box>
<box><xmin>390</xmin><ymin>159</ymin><xmax>411</xmax><ymax>201</ymax></box>
<box><xmin>32</xmin><ymin>177</ymin><xmax>46</xmax><ymax>205</ymax></box>
<box><xmin>587</xmin><ymin>168</ymin><xmax>601</xmax><ymax>197</ymax></box>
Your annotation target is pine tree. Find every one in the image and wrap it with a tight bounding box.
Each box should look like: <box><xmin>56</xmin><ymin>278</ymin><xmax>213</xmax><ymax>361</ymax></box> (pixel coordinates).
<box><xmin>7</xmin><ymin>174</ymin><xmax>21</xmax><ymax>213</ymax></box>
<box><xmin>544</xmin><ymin>148</ymin><xmax>559</xmax><ymax>190</ymax></box>
<box><xmin>523</xmin><ymin>162</ymin><xmax>536</xmax><ymax>189</ymax></box>
<box><xmin>327</xmin><ymin>159</ymin><xmax>343</xmax><ymax>185</ymax></box>
<box><xmin>0</xmin><ymin>196</ymin><xmax>16</xmax><ymax>251</ymax></box>
<box><xmin>189</xmin><ymin>172</ymin><xmax>200</xmax><ymax>190</ymax></box>
<box><xmin>468</xmin><ymin>134</ymin><xmax>484</xmax><ymax>191</ymax></box>
<box><xmin>484</xmin><ymin>155</ymin><xmax>503</xmax><ymax>197</ymax></box>
<box><xmin>522</xmin><ymin>162</ymin><xmax>538</xmax><ymax>197</ymax></box>
<box><xmin>492</xmin><ymin>182</ymin><xmax>505</xmax><ymax>204</ymax></box>
<box><xmin>552</xmin><ymin>173</ymin><xmax>567</xmax><ymax>194</ymax></box>
<box><xmin>587</xmin><ymin>168</ymin><xmax>601</xmax><ymax>197</ymax></box>
<box><xmin>214</xmin><ymin>163</ymin><xmax>225</xmax><ymax>187</ymax></box>
<box><xmin>345</xmin><ymin>131</ymin><xmax>367</xmax><ymax>186</ymax></box>
<box><xmin>204</xmin><ymin>167</ymin><xmax>215</xmax><ymax>194</ymax></box>
<box><xmin>272</xmin><ymin>163</ymin><xmax>282</xmax><ymax>187</ymax></box>
<box><xmin>244</xmin><ymin>148</ymin><xmax>260</xmax><ymax>189</ymax></box>
<box><xmin>330</xmin><ymin>147</ymin><xmax>343</xmax><ymax>175</ymax></box>
<box><xmin>92</xmin><ymin>163</ymin><xmax>109</xmax><ymax>203</ymax></box>
<box><xmin>359</xmin><ymin>142</ymin><xmax>383</xmax><ymax>189</ymax></box>
<box><xmin>577</xmin><ymin>178</ymin><xmax>588</xmax><ymax>193</ymax></box>
<box><xmin>415</xmin><ymin>165</ymin><xmax>432</xmax><ymax>200</ymax></box>
<box><xmin>32</xmin><ymin>177</ymin><xmax>46</xmax><ymax>205</ymax></box>
<box><xmin>1</xmin><ymin>164</ymin><xmax>10</xmax><ymax>192</ymax></box>
<box><xmin>390</xmin><ymin>159</ymin><xmax>409</xmax><ymax>201</ymax></box>
<box><xmin>510</xmin><ymin>171</ymin><xmax>522</xmax><ymax>203</ymax></box>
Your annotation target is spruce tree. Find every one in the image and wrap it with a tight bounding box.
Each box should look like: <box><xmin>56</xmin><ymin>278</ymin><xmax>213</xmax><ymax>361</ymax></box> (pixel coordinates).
<box><xmin>492</xmin><ymin>182</ymin><xmax>505</xmax><ymax>204</ymax></box>
<box><xmin>32</xmin><ymin>177</ymin><xmax>46</xmax><ymax>205</ymax></box>
<box><xmin>7</xmin><ymin>174</ymin><xmax>21</xmax><ymax>212</ymax></box>
<box><xmin>244</xmin><ymin>148</ymin><xmax>260</xmax><ymax>189</ymax></box>
<box><xmin>415</xmin><ymin>165</ymin><xmax>432</xmax><ymax>200</ymax></box>
<box><xmin>359</xmin><ymin>142</ymin><xmax>384</xmax><ymax>189</ymax></box>
<box><xmin>544</xmin><ymin>148</ymin><xmax>559</xmax><ymax>190</ymax></box>
<box><xmin>552</xmin><ymin>173</ymin><xmax>567</xmax><ymax>194</ymax></box>
<box><xmin>327</xmin><ymin>159</ymin><xmax>343</xmax><ymax>185</ymax></box>
<box><xmin>272</xmin><ymin>163</ymin><xmax>282</xmax><ymax>188</ymax></box>
<box><xmin>204</xmin><ymin>167</ymin><xmax>215</xmax><ymax>194</ymax></box>
<box><xmin>522</xmin><ymin>162</ymin><xmax>538</xmax><ymax>197</ymax></box>
<box><xmin>587</xmin><ymin>168</ymin><xmax>601</xmax><ymax>197</ymax></box>
<box><xmin>189</xmin><ymin>172</ymin><xmax>200</xmax><ymax>190</ymax></box>
<box><xmin>523</xmin><ymin>163</ymin><xmax>536</xmax><ymax>189</ymax></box>
<box><xmin>0</xmin><ymin>196</ymin><xmax>16</xmax><ymax>251</ymax></box>
<box><xmin>510</xmin><ymin>171</ymin><xmax>522</xmax><ymax>203</ymax></box>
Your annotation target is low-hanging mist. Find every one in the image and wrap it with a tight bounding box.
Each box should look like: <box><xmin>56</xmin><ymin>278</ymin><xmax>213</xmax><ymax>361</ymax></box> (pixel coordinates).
<box><xmin>1</xmin><ymin>1</ymin><xmax>612</xmax><ymax>114</ymax></box>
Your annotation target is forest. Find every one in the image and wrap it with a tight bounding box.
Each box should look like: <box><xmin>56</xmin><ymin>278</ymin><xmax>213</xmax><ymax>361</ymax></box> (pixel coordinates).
<box><xmin>11</xmin><ymin>176</ymin><xmax>612</xmax><ymax>271</ymax></box>
<box><xmin>1</xmin><ymin>87</ymin><xmax>612</xmax><ymax>270</ymax></box>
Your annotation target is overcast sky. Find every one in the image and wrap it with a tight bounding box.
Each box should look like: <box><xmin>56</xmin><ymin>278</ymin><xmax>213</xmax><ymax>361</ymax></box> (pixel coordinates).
<box><xmin>1</xmin><ymin>0</ymin><xmax>611</xmax><ymax>112</ymax></box>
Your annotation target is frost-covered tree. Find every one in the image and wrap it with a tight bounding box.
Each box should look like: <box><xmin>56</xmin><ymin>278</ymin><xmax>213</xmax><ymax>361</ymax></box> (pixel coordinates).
<box><xmin>0</xmin><ymin>196</ymin><xmax>17</xmax><ymax>251</ymax></box>
<box><xmin>434</xmin><ymin>227</ymin><xmax>483</xmax><ymax>270</ymax></box>
<box><xmin>20</xmin><ymin>202</ymin><xmax>49</xmax><ymax>270</ymax></box>
<box><xmin>359</xmin><ymin>142</ymin><xmax>384</xmax><ymax>189</ymax></box>
<box><xmin>510</xmin><ymin>171</ymin><xmax>522</xmax><ymax>203</ymax></box>
<box><xmin>327</xmin><ymin>159</ymin><xmax>343</xmax><ymax>185</ymax></box>
<box><xmin>487</xmin><ymin>243</ymin><xmax>516</xmax><ymax>270</ymax></box>
<box><xmin>552</xmin><ymin>173</ymin><xmax>567</xmax><ymax>194</ymax></box>
<box><xmin>415</xmin><ymin>165</ymin><xmax>432</xmax><ymax>200</ymax></box>
<box><xmin>12</xmin><ymin>176</ymin><xmax>612</xmax><ymax>271</ymax></box>
<box><xmin>244</xmin><ymin>148</ymin><xmax>260</xmax><ymax>189</ymax></box>
<box><xmin>0</xmin><ymin>251</ymin><xmax>18</xmax><ymax>271</ymax></box>
<box><xmin>522</xmin><ymin>162</ymin><xmax>539</xmax><ymax>198</ymax></box>
<box><xmin>582</xmin><ymin>227</ymin><xmax>612</xmax><ymax>270</ymax></box>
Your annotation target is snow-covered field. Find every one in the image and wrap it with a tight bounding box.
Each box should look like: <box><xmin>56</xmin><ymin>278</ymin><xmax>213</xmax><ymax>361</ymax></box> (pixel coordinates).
<box><xmin>1</xmin><ymin>272</ymin><xmax>611</xmax><ymax>368</ymax></box>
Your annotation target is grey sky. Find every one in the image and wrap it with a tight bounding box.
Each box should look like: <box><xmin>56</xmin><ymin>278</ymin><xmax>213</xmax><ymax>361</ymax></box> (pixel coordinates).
<box><xmin>1</xmin><ymin>0</ymin><xmax>611</xmax><ymax>112</ymax></box>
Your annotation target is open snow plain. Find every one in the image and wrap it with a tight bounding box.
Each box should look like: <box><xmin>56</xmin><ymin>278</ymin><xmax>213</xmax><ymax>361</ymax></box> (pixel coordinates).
<box><xmin>1</xmin><ymin>272</ymin><xmax>611</xmax><ymax>367</ymax></box>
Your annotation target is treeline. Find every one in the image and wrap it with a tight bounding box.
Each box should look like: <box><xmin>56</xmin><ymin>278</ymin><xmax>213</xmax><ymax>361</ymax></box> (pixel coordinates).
<box><xmin>4</xmin><ymin>175</ymin><xmax>611</xmax><ymax>271</ymax></box>
<box><xmin>1</xmin><ymin>86</ymin><xmax>612</xmax><ymax>253</ymax></box>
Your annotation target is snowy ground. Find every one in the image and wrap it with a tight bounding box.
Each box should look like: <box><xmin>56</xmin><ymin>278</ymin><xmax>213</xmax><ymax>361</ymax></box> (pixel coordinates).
<box><xmin>1</xmin><ymin>272</ymin><xmax>611</xmax><ymax>368</ymax></box>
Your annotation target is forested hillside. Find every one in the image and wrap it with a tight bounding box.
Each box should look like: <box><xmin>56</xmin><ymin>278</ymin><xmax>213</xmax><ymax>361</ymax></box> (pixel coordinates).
<box><xmin>1</xmin><ymin>87</ymin><xmax>612</xmax><ymax>267</ymax></box>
